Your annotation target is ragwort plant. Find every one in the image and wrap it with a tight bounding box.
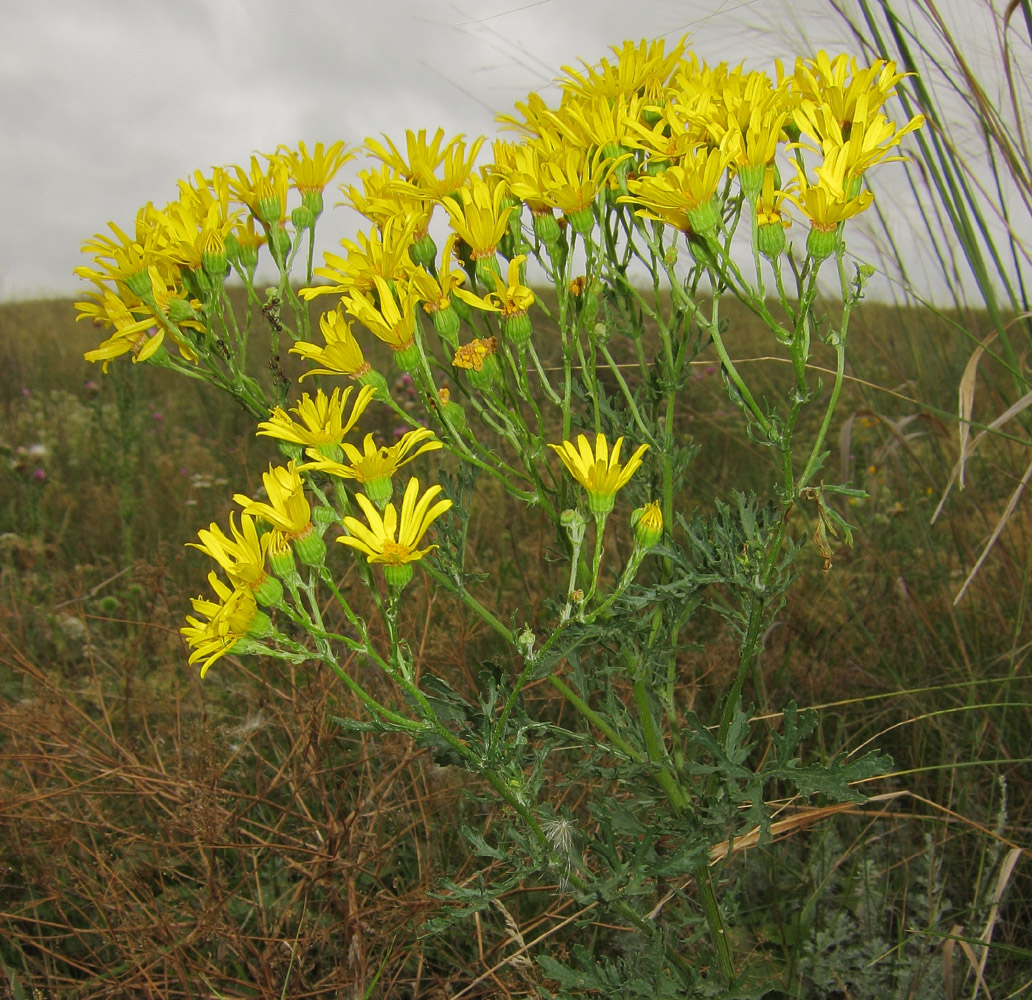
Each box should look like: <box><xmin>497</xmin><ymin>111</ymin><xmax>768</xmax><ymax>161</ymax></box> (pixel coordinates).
<box><xmin>75</xmin><ymin>38</ymin><xmax>923</xmax><ymax>995</ymax></box>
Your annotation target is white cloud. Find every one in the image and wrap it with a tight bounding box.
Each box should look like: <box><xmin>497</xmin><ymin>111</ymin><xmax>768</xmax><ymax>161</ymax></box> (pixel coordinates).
<box><xmin>0</xmin><ymin>0</ymin><xmax>1020</xmax><ymax>305</ymax></box>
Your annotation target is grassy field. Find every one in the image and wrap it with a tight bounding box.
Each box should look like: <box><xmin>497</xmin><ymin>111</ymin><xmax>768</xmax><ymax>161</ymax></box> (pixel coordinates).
<box><xmin>0</xmin><ymin>289</ymin><xmax>1028</xmax><ymax>998</ymax></box>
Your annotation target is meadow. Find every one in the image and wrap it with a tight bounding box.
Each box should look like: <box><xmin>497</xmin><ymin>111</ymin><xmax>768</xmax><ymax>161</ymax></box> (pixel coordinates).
<box><xmin>0</xmin><ymin>287</ymin><xmax>1029</xmax><ymax>998</ymax></box>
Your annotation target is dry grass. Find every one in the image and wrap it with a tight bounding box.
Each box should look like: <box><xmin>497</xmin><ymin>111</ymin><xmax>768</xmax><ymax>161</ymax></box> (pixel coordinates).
<box><xmin>1</xmin><ymin>293</ymin><xmax>1030</xmax><ymax>996</ymax></box>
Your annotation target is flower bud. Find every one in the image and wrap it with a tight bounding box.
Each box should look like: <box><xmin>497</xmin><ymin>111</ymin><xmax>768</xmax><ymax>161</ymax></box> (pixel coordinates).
<box><xmin>291</xmin><ymin>205</ymin><xmax>316</xmax><ymax>231</ymax></box>
<box><xmin>431</xmin><ymin>303</ymin><xmax>461</xmax><ymax>350</ymax></box>
<box><xmin>806</xmin><ymin>225</ymin><xmax>839</xmax><ymax>262</ymax></box>
<box><xmin>532</xmin><ymin>210</ymin><xmax>561</xmax><ymax>248</ymax></box>
<box><xmin>437</xmin><ymin>387</ymin><xmax>467</xmax><ymax>435</ymax></box>
<box><xmin>503</xmin><ymin>312</ymin><xmax>532</xmax><ymax>348</ymax></box>
<box><xmin>268</xmin><ymin>225</ymin><xmax>292</xmax><ymax>268</ymax></box>
<box><xmin>245</xmin><ymin>608</ymin><xmax>273</xmax><ymax>640</ymax></box>
<box><xmin>356</xmin><ymin>367</ymin><xmax>391</xmax><ymax>401</ymax></box>
<box><xmin>384</xmin><ymin>562</ymin><xmax>414</xmax><ymax>592</ymax></box>
<box><xmin>167</xmin><ymin>297</ymin><xmax>200</xmax><ymax>325</ymax></box>
<box><xmin>737</xmin><ymin>164</ymin><xmax>766</xmax><ymax>203</ymax></box>
<box><xmin>268</xmin><ymin>539</ymin><xmax>299</xmax><ymax>582</ymax></box>
<box><xmin>465</xmin><ymin>352</ymin><xmax>501</xmax><ymax>390</ymax></box>
<box><xmin>301</xmin><ymin>190</ymin><xmax>324</xmax><ymax>221</ymax></box>
<box><xmin>757</xmin><ymin>222</ymin><xmax>787</xmax><ymax>260</ymax></box>
<box><xmin>566</xmin><ymin>206</ymin><xmax>596</xmax><ymax>236</ymax></box>
<box><xmin>409</xmin><ymin>231</ymin><xmax>438</xmax><ymax>270</ymax></box>
<box><xmin>201</xmin><ymin>231</ymin><xmax>227</xmax><ymax>279</ymax></box>
<box><xmin>474</xmin><ymin>254</ymin><xmax>502</xmax><ymax>287</ymax></box>
<box><xmin>631</xmin><ymin>501</ymin><xmax>663</xmax><ymax>550</ymax></box>
<box><xmin>392</xmin><ymin>339</ymin><xmax>422</xmax><ymax>374</ymax></box>
<box><xmin>560</xmin><ymin>508</ymin><xmax>587</xmax><ymax>546</ymax></box>
<box><xmin>313</xmin><ymin>504</ymin><xmax>338</xmax><ymax>531</ymax></box>
<box><xmin>125</xmin><ymin>267</ymin><xmax>154</xmax><ymax>300</ymax></box>
<box><xmin>253</xmin><ymin>574</ymin><xmax>285</xmax><ymax>607</ymax></box>
<box><xmin>686</xmin><ymin>196</ymin><xmax>721</xmax><ymax>237</ymax></box>
<box><xmin>294</xmin><ymin>526</ymin><xmax>326</xmax><ymax>568</ymax></box>
<box><xmin>363</xmin><ymin>474</ymin><xmax>394</xmax><ymax>510</ymax></box>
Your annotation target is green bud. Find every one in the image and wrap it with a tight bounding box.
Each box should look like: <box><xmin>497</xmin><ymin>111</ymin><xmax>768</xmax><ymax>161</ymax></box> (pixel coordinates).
<box><xmin>268</xmin><ymin>542</ymin><xmax>299</xmax><ymax>582</ymax></box>
<box><xmin>474</xmin><ymin>254</ymin><xmax>502</xmax><ymax>287</ymax></box>
<box><xmin>313</xmin><ymin>504</ymin><xmax>338</xmax><ymax>530</ymax></box>
<box><xmin>465</xmin><ymin>352</ymin><xmax>502</xmax><ymax>390</ymax></box>
<box><xmin>631</xmin><ymin>501</ymin><xmax>663</xmax><ymax>550</ymax></box>
<box><xmin>268</xmin><ymin>225</ymin><xmax>291</xmax><ymax>268</ymax></box>
<box><xmin>246</xmin><ymin>609</ymin><xmax>274</xmax><ymax>640</ymax></box>
<box><xmin>409</xmin><ymin>232</ymin><xmax>438</xmax><ymax>270</ymax></box>
<box><xmin>503</xmin><ymin>312</ymin><xmax>532</xmax><ymax>348</ymax></box>
<box><xmin>291</xmin><ymin>205</ymin><xmax>316</xmax><ymax>231</ymax></box>
<box><xmin>686</xmin><ymin>196</ymin><xmax>721</xmax><ymax>237</ymax></box>
<box><xmin>166</xmin><ymin>297</ymin><xmax>200</xmax><ymax>325</ymax></box>
<box><xmin>253</xmin><ymin>574</ymin><xmax>284</xmax><ymax>607</ymax></box>
<box><xmin>392</xmin><ymin>340</ymin><xmax>422</xmax><ymax>374</ymax></box>
<box><xmin>532</xmin><ymin>211</ymin><xmax>561</xmax><ymax>247</ymax></box>
<box><xmin>384</xmin><ymin>562</ymin><xmax>414</xmax><ymax>592</ymax></box>
<box><xmin>432</xmin><ymin>304</ymin><xmax>461</xmax><ymax>350</ymax></box>
<box><xmin>757</xmin><ymin>223</ymin><xmax>787</xmax><ymax>260</ymax></box>
<box><xmin>363</xmin><ymin>474</ymin><xmax>394</xmax><ymax>510</ymax></box>
<box><xmin>294</xmin><ymin>528</ymin><xmax>326</xmax><ymax>568</ymax></box>
<box><xmin>806</xmin><ymin>225</ymin><xmax>839</xmax><ymax>262</ymax></box>
<box><xmin>301</xmin><ymin>190</ymin><xmax>324</xmax><ymax>220</ymax></box>
<box><xmin>125</xmin><ymin>268</ymin><xmax>154</xmax><ymax>300</ymax></box>
<box><xmin>560</xmin><ymin>508</ymin><xmax>587</xmax><ymax>546</ymax></box>
<box><xmin>566</xmin><ymin>206</ymin><xmax>596</xmax><ymax>236</ymax></box>
<box><xmin>357</xmin><ymin>367</ymin><xmax>390</xmax><ymax>401</ymax></box>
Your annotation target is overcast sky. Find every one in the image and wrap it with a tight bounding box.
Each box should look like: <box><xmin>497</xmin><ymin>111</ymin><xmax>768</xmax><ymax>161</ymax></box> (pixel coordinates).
<box><xmin>1</xmin><ymin>0</ymin><xmax>1019</xmax><ymax>304</ymax></box>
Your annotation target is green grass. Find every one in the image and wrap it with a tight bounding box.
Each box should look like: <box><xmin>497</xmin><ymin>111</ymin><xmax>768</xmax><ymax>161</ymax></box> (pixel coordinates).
<box><xmin>0</xmin><ymin>290</ymin><xmax>1029</xmax><ymax>997</ymax></box>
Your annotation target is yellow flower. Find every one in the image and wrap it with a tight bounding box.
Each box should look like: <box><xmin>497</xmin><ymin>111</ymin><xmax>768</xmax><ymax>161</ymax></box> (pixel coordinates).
<box><xmin>443</xmin><ymin>174</ymin><xmax>513</xmax><ymax>261</ymax></box>
<box><xmin>543</xmin><ymin>93</ymin><xmax>645</xmax><ymax>154</ymax></box>
<box><xmin>550</xmin><ymin>433</ymin><xmax>649</xmax><ymax>517</ymax></box>
<box><xmin>407</xmin><ymin>233</ymin><xmax>468</xmax><ymax>314</ymax></box>
<box><xmin>234</xmin><ymin>461</ymin><xmax>313</xmax><ymax>546</ymax></box>
<box><xmin>273</xmin><ymin>140</ymin><xmax>354</xmax><ymax>195</ymax></box>
<box><xmin>557</xmin><ymin>36</ymin><xmax>687</xmax><ymax>103</ymax></box>
<box><xmin>623</xmin><ymin>142</ymin><xmax>735</xmax><ymax>235</ymax></box>
<box><xmin>453</xmin><ymin>254</ymin><xmax>534</xmax><ymax>317</ymax></box>
<box><xmin>366</xmin><ymin>128</ymin><xmax>486</xmax><ymax>201</ymax></box>
<box><xmin>301</xmin><ymin>214</ymin><xmax>419</xmax><ymax>299</ymax></box>
<box><xmin>453</xmin><ymin>255</ymin><xmax>535</xmax><ymax>346</ymax></box>
<box><xmin>791</xmin><ymin>52</ymin><xmax>909</xmax><ymax>130</ymax></box>
<box><xmin>151</xmin><ymin>200</ymin><xmax>239</xmax><ymax>275</ymax></box>
<box><xmin>292</xmin><ymin>308</ymin><xmax>372</xmax><ymax>381</ymax></box>
<box><xmin>78</xmin><ymin>290</ymin><xmax>160</xmax><ymax>371</ymax></box>
<box><xmin>77</xmin><ymin>212</ymin><xmax>159</xmax><ymax>292</ymax></box>
<box><xmin>302</xmin><ymin>427</ymin><xmax>442</xmax><ymax>507</ymax></box>
<box><xmin>78</xmin><ymin>266</ymin><xmax>203</xmax><ymax>368</ymax></box>
<box><xmin>787</xmin><ymin>148</ymin><xmax>873</xmax><ymax>257</ymax></box>
<box><xmin>621</xmin><ymin>99</ymin><xmax>712</xmax><ymax>165</ymax></box>
<box><xmin>341</xmin><ymin>274</ymin><xmax>422</xmax><ymax>365</ymax></box>
<box><xmin>189</xmin><ymin>512</ymin><xmax>282</xmax><ymax>605</ymax></box>
<box><xmin>343</xmin><ymin>164</ymin><xmax>434</xmax><ymax>235</ymax></box>
<box><xmin>181</xmin><ymin>571</ymin><xmax>269</xmax><ymax>678</ymax></box>
<box><xmin>256</xmin><ymin>384</ymin><xmax>377</xmax><ymax>453</ymax></box>
<box><xmin>231</xmin><ymin>155</ymin><xmax>290</xmax><ymax>227</ymax></box>
<box><xmin>530</xmin><ymin>146</ymin><xmax>627</xmax><ymax>234</ymax></box>
<box><xmin>338</xmin><ymin>477</ymin><xmax>453</xmax><ymax>589</ymax></box>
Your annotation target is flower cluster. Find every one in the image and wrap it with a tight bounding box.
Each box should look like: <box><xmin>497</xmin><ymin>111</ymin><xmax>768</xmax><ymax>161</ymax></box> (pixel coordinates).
<box><xmin>181</xmin><ymin>383</ymin><xmax>451</xmax><ymax>675</ymax></box>
<box><xmin>72</xmin><ymin>36</ymin><xmax>922</xmax><ymax>681</ymax></box>
<box><xmin>75</xmin><ymin>143</ymin><xmax>353</xmax><ymax>369</ymax></box>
